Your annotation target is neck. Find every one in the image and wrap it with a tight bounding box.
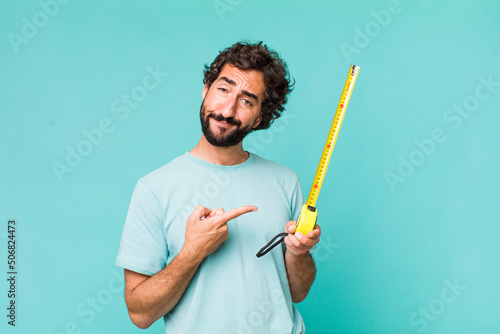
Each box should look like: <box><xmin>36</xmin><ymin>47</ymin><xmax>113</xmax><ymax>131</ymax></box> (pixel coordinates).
<box><xmin>190</xmin><ymin>135</ymin><xmax>249</xmax><ymax>165</ymax></box>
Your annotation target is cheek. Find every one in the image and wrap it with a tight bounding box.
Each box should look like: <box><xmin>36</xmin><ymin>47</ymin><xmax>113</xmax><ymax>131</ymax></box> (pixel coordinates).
<box><xmin>239</xmin><ymin>114</ymin><xmax>258</xmax><ymax>128</ymax></box>
<box><xmin>205</xmin><ymin>94</ymin><xmax>226</xmax><ymax>110</ymax></box>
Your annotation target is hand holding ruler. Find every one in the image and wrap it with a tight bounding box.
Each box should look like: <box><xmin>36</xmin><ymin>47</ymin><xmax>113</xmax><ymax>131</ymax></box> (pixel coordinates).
<box><xmin>257</xmin><ymin>64</ymin><xmax>360</xmax><ymax>258</ymax></box>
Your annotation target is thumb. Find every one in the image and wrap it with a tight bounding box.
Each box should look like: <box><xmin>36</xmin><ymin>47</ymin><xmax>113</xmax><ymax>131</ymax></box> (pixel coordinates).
<box><xmin>208</xmin><ymin>207</ymin><xmax>225</xmax><ymax>218</ymax></box>
<box><xmin>190</xmin><ymin>205</ymin><xmax>212</xmax><ymax>220</ymax></box>
<box><xmin>286</xmin><ymin>221</ymin><xmax>297</xmax><ymax>233</ymax></box>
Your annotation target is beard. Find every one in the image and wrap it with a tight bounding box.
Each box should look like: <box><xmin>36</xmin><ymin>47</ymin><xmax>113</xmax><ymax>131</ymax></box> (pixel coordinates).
<box><xmin>199</xmin><ymin>102</ymin><xmax>253</xmax><ymax>147</ymax></box>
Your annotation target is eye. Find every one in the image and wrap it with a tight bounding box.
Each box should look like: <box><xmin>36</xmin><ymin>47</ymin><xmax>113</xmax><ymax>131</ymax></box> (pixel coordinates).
<box><xmin>218</xmin><ymin>87</ymin><xmax>228</xmax><ymax>93</ymax></box>
<box><xmin>242</xmin><ymin>99</ymin><xmax>252</xmax><ymax>106</ymax></box>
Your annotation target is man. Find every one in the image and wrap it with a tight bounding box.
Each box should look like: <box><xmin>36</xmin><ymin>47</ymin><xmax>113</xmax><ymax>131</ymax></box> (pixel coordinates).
<box><xmin>116</xmin><ymin>41</ymin><xmax>321</xmax><ymax>333</ymax></box>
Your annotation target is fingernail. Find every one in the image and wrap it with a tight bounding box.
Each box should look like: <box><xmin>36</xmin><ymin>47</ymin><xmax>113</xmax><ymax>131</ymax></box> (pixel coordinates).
<box><xmin>296</xmin><ymin>232</ymin><xmax>303</xmax><ymax>240</ymax></box>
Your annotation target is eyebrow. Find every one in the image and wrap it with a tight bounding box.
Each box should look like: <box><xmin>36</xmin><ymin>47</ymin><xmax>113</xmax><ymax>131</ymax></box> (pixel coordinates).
<box><xmin>218</xmin><ymin>76</ymin><xmax>259</xmax><ymax>102</ymax></box>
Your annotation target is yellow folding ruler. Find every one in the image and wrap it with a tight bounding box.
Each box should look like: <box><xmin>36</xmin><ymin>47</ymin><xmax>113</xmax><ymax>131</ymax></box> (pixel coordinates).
<box><xmin>257</xmin><ymin>64</ymin><xmax>360</xmax><ymax>257</ymax></box>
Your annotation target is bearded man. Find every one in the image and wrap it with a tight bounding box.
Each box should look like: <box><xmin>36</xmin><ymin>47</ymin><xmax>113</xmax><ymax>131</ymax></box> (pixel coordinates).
<box><xmin>116</xmin><ymin>41</ymin><xmax>321</xmax><ymax>333</ymax></box>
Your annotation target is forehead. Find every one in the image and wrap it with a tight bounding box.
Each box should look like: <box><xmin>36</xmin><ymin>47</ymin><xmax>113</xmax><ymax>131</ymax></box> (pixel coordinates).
<box><xmin>216</xmin><ymin>64</ymin><xmax>266</xmax><ymax>98</ymax></box>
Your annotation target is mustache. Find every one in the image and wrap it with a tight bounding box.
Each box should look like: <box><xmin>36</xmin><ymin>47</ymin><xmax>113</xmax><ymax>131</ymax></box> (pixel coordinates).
<box><xmin>208</xmin><ymin>113</ymin><xmax>241</xmax><ymax>126</ymax></box>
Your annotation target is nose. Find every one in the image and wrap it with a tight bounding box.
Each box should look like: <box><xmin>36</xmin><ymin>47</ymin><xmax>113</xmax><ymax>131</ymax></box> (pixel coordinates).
<box><xmin>219</xmin><ymin>96</ymin><xmax>237</xmax><ymax>119</ymax></box>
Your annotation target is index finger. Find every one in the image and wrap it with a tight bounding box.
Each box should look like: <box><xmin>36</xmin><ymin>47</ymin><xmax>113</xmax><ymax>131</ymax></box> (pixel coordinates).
<box><xmin>216</xmin><ymin>205</ymin><xmax>257</xmax><ymax>225</ymax></box>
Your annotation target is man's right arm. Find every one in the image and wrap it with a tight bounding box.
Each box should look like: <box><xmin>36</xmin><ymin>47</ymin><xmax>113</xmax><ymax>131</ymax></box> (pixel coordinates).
<box><xmin>124</xmin><ymin>249</ymin><xmax>202</xmax><ymax>329</ymax></box>
<box><xmin>123</xmin><ymin>204</ymin><xmax>257</xmax><ymax>329</ymax></box>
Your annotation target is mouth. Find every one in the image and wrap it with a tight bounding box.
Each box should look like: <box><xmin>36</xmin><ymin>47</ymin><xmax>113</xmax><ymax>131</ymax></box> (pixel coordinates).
<box><xmin>209</xmin><ymin>115</ymin><xmax>238</xmax><ymax>129</ymax></box>
<box><xmin>213</xmin><ymin>119</ymin><xmax>234</xmax><ymax>128</ymax></box>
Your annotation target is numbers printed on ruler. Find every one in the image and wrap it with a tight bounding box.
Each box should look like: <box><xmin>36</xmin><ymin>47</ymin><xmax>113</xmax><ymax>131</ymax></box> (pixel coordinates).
<box><xmin>257</xmin><ymin>65</ymin><xmax>360</xmax><ymax>256</ymax></box>
<box><xmin>305</xmin><ymin>65</ymin><xmax>360</xmax><ymax>208</ymax></box>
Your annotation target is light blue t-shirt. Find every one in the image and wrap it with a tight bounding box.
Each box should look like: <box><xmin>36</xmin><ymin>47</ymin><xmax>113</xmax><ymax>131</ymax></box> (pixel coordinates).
<box><xmin>116</xmin><ymin>152</ymin><xmax>305</xmax><ymax>333</ymax></box>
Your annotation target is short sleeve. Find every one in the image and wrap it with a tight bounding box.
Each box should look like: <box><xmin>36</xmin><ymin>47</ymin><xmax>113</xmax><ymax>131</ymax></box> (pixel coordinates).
<box><xmin>290</xmin><ymin>177</ymin><xmax>305</xmax><ymax>221</ymax></box>
<box><xmin>115</xmin><ymin>181</ymin><xmax>168</xmax><ymax>276</ymax></box>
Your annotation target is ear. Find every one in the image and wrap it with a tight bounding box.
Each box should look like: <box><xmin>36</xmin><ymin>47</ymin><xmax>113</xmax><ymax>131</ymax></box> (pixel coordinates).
<box><xmin>202</xmin><ymin>84</ymin><xmax>209</xmax><ymax>100</ymax></box>
<box><xmin>252</xmin><ymin>115</ymin><xmax>262</xmax><ymax>129</ymax></box>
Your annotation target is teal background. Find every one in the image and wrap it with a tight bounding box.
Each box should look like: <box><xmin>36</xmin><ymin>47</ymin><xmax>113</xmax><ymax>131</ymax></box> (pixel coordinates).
<box><xmin>1</xmin><ymin>0</ymin><xmax>499</xmax><ymax>333</ymax></box>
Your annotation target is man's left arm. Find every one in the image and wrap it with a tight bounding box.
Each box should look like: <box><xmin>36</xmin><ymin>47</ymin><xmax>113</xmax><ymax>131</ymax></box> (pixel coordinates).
<box><xmin>284</xmin><ymin>222</ymin><xmax>321</xmax><ymax>303</ymax></box>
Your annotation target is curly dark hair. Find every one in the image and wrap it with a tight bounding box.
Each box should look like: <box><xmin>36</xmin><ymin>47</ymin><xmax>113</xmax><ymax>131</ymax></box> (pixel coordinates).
<box><xmin>203</xmin><ymin>41</ymin><xmax>294</xmax><ymax>131</ymax></box>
